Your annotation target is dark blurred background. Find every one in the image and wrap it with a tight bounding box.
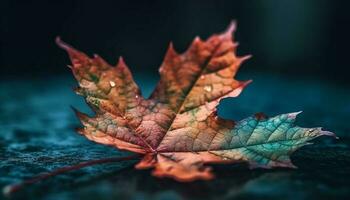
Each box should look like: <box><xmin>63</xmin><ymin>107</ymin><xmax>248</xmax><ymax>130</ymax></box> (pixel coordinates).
<box><xmin>1</xmin><ymin>0</ymin><xmax>349</xmax><ymax>84</ymax></box>
<box><xmin>1</xmin><ymin>1</ymin><xmax>350</xmax><ymax>200</ymax></box>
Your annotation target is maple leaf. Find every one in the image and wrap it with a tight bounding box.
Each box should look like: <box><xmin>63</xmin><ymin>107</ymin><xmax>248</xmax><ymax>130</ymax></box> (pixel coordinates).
<box><xmin>56</xmin><ymin>22</ymin><xmax>335</xmax><ymax>182</ymax></box>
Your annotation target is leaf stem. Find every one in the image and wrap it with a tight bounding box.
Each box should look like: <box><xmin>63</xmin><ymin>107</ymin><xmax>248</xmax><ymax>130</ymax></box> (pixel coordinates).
<box><xmin>3</xmin><ymin>154</ymin><xmax>141</xmax><ymax>196</ymax></box>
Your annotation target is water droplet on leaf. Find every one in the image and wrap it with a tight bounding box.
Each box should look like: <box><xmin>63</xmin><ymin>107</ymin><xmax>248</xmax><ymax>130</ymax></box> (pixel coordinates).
<box><xmin>109</xmin><ymin>81</ymin><xmax>116</xmax><ymax>87</ymax></box>
<box><xmin>204</xmin><ymin>85</ymin><xmax>212</xmax><ymax>92</ymax></box>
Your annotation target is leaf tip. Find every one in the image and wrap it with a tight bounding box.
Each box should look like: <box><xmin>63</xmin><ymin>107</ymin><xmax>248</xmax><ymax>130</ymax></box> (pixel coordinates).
<box><xmin>117</xmin><ymin>56</ymin><xmax>127</xmax><ymax>68</ymax></box>
<box><xmin>194</xmin><ymin>35</ymin><xmax>201</xmax><ymax>41</ymax></box>
<box><xmin>167</xmin><ymin>41</ymin><xmax>178</xmax><ymax>56</ymax></box>
<box><xmin>319</xmin><ymin>129</ymin><xmax>337</xmax><ymax>138</ymax></box>
<box><xmin>288</xmin><ymin>163</ymin><xmax>298</xmax><ymax>169</ymax></box>
<box><xmin>226</xmin><ymin>20</ymin><xmax>237</xmax><ymax>34</ymax></box>
<box><xmin>55</xmin><ymin>36</ymin><xmax>71</xmax><ymax>51</ymax></box>
<box><xmin>287</xmin><ymin>111</ymin><xmax>303</xmax><ymax>119</ymax></box>
<box><xmin>238</xmin><ymin>79</ymin><xmax>253</xmax><ymax>91</ymax></box>
<box><xmin>163</xmin><ymin>42</ymin><xmax>179</xmax><ymax>64</ymax></box>
<box><xmin>220</xmin><ymin>20</ymin><xmax>237</xmax><ymax>39</ymax></box>
<box><xmin>56</xmin><ymin>36</ymin><xmax>85</xmax><ymax>64</ymax></box>
<box><xmin>55</xmin><ymin>36</ymin><xmax>62</xmax><ymax>45</ymax></box>
<box><xmin>239</xmin><ymin>54</ymin><xmax>252</xmax><ymax>63</ymax></box>
<box><xmin>243</xmin><ymin>79</ymin><xmax>253</xmax><ymax>86</ymax></box>
<box><xmin>192</xmin><ymin>36</ymin><xmax>203</xmax><ymax>46</ymax></box>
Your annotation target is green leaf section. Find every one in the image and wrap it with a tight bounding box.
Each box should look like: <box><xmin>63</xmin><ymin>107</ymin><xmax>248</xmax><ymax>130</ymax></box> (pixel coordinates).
<box><xmin>211</xmin><ymin>112</ymin><xmax>336</xmax><ymax>168</ymax></box>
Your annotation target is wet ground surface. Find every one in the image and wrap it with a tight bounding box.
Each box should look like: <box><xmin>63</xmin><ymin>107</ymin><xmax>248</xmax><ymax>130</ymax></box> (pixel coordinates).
<box><xmin>1</xmin><ymin>72</ymin><xmax>349</xmax><ymax>200</ymax></box>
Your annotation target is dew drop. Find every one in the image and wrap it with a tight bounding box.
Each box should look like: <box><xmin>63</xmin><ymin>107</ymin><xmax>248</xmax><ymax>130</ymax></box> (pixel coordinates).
<box><xmin>223</xmin><ymin>157</ymin><xmax>228</xmax><ymax>161</ymax></box>
<box><xmin>200</xmin><ymin>75</ymin><xmax>205</xmax><ymax>79</ymax></box>
<box><xmin>80</xmin><ymin>79</ymin><xmax>90</xmax><ymax>87</ymax></box>
<box><xmin>204</xmin><ymin>85</ymin><xmax>212</xmax><ymax>92</ymax></box>
<box><xmin>135</xmin><ymin>95</ymin><xmax>139</xmax><ymax>99</ymax></box>
<box><xmin>109</xmin><ymin>81</ymin><xmax>116</xmax><ymax>87</ymax></box>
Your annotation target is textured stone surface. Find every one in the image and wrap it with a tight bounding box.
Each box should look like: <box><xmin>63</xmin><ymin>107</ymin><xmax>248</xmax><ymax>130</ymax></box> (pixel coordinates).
<box><xmin>0</xmin><ymin>73</ymin><xmax>349</xmax><ymax>199</ymax></box>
